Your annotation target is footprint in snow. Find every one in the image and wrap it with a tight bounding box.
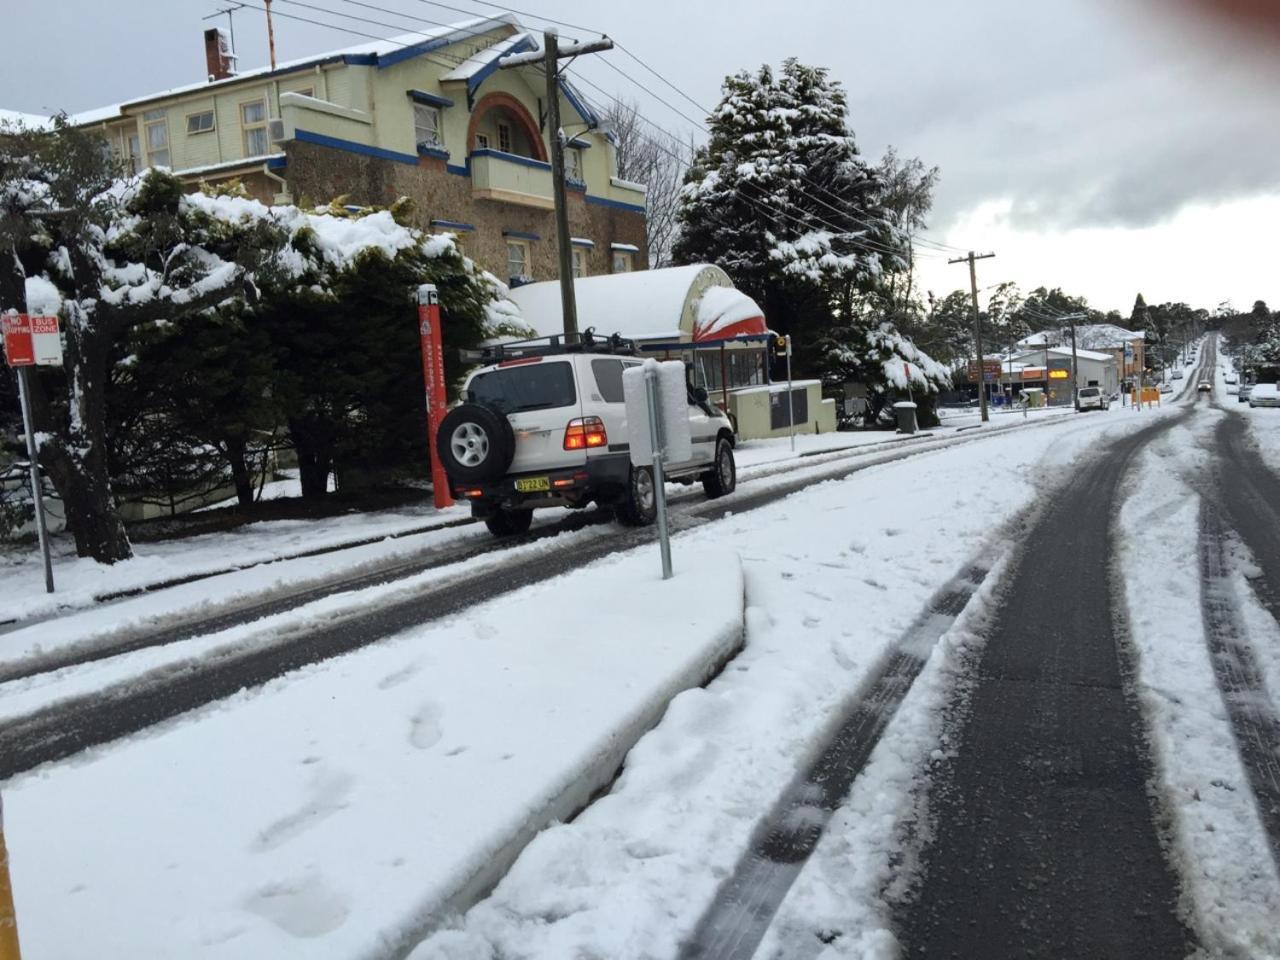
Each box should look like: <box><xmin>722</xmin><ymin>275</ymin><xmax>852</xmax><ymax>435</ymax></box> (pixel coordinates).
<box><xmin>410</xmin><ymin>702</ymin><xmax>444</xmax><ymax>750</ymax></box>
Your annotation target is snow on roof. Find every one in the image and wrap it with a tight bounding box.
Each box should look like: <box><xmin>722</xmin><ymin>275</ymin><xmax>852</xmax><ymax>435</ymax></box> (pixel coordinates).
<box><xmin>0</xmin><ymin>109</ymin><xmax>52</xmax><ymax>130</ymax></box>
<box><xmin>1016</xmin><ymin>346</ymin><xmax>1115</xmax><ymax>362</ymax></box>
<box><xmin>1018</xmin><ymin>324</ymin><xmax>1143</xmax><ymax>348</ymax></box>
<box><xmin>694</xmin><ymin>286</ymin><xmax>766</xmax><ymax>341</ymax></box>
<box><xmin>64</xmin><ymin>15</ymin><xmax>517</xmax><ymax>123</ymax></box>
<box><xmin>506</xmin><ymin>264</ymin><xmax>739</xmax><ymax>342</ymax></box>
<box><xmin>441</xmin><ymin>32</ymin><xmax>533</xmax><ymax>84</ymax></box>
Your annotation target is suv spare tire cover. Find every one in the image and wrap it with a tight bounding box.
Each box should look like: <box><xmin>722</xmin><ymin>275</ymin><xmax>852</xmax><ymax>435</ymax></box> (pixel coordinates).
<box><xmin>436</xmin><ymin>403</ymin><xmax>515</xmax><ymax>482</ymax></box>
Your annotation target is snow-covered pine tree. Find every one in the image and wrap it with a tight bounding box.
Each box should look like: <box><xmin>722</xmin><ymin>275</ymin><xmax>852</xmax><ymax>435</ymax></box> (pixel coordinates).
<box><xmin>673</xmin><ymin>60</ymin><xmax>903</xmax><ymax>370</ymax></box>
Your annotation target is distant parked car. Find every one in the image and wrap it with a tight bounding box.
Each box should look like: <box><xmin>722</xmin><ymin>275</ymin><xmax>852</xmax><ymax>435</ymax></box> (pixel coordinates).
<box><xmin>1171</xmin><ymin>369</ymin><xmax>1184</xmax><ymax>380</ymax></box>
<box><xmin>1238</xmin><ymin>383</ymin><xmax>1254</xmax><ymax>403</ymax></box>
<box><xmin>1197</xmin><ymin>381</ymin><xmax>1211</xmax><ymax>393</ymax></box>
<box><xmin>1249</xmin><ymin>383</ymin><xmax>1280</xmax><ymax>408</ymax></box>
<box><xmin>1158</xmin><ymin>382</ymin><xmax>1173</xmax><ymax>394</ymax></box>
<box><xmin>1075</xmin><ymin>386</ymin><xmax>1110</xmax><ymax>412</ymax></box>
<box><xmin>1225</xmin><ymin>372</ymin><xmax>1238</xmax><ymax>384</ymax></box>
<box><xmin>1227</xmin><ymin>383</ymin><xmax>1240</xmax><ymax>395</ymax></box>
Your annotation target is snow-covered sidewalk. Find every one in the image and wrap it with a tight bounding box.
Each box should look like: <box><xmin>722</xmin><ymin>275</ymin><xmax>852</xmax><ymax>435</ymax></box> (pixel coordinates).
<box><xmin>5</xmin><ymin>544</ymin><xmax>744</xmax><ymax>959</ymax></box>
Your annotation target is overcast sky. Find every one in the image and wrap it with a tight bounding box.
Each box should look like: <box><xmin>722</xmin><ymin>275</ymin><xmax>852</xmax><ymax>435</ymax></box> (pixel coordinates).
<box><xmin>7</xmin><ymin>0</ymin><xmax>1279</xmax><ymax>315</ymax></box>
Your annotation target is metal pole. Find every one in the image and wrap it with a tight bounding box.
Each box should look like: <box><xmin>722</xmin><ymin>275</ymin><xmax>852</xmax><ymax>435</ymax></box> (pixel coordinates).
<box><xmin>0</xmin><ymin>794</ymin><xmax>21</xmax><ymax>960</ymax></box>
<box><xmin>785</xmin><ymin>335</ymin><xmax>795</xmax><ymax>452</ymax></box>
<box><xmin>544</xmin><ymin>29</ymin><xmax>579</xmax><ymax>342</ymax></box>
<box><xmin>16</xmin><ymin>368</ymin><xmax>52</xmax><ymax>594</ymax></box>
<box><xmin>643</xmin><ymin>367</ymin><xmax>672</xmax><ymax>580</ymax></box>
<box><xmin>263</xmin><ymin>0</ymin><xmax>277</xmax><ymax>69</ymax></box>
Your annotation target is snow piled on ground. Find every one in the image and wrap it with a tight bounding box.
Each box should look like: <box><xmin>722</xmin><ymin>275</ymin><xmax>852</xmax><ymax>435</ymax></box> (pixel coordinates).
<box><xmin>0</xmin><ymin>501</ymin><xmax>469</xmax><ymax>626</ymax></box>
<box><xmin>1115</xmin><ymin>414</ymin><xmax>1280</xmax><ymax>956</ymax></box>
<box><xmin>408</xmin><ymin>409</ymin><xmax>1154</xmax><ymax>960</ymax></box>
<box><xmin>5</xmin><ymin>546</ymin><xmax>745</xmax><ymax>960</ymax></box>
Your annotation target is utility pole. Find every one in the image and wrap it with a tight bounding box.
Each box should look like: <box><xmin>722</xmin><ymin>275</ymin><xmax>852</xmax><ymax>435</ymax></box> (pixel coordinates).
<box><xmin>949</xmin><ymin>251</ymin><xmax>996</xmax><ymax>422</ymax></box>
<box><xmin>263</xmin><ymin>0</ymin><xmax>277</xmax><ymax>69</ymax></box>
<box><xmin>500</xmin><ymin>30</ymin><xmax>613</xmax><ymax>343</ymax></box>
<box><xmin>1056</xmin><ymin>312</ymin><xmax>1088</xmax><ymax>399</ymax></box>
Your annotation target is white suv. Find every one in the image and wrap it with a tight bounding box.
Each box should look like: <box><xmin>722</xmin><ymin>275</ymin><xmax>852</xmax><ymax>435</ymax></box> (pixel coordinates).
<box><xmin>437</xmin><ymin>336</ymin><xmax>738</xmax><ymax>536</ymax></box>
<box><xmin>1075</xmin><ymin>386</ymin><xmax>1110</xmax><ymax>411</ymax></box>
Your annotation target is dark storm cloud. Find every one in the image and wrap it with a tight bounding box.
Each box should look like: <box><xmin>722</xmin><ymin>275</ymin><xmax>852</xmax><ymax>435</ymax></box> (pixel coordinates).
<box><xmin>6</xmin><ymin>0</ymin><xmax>1280</xmax><ymax>232</ymax></box>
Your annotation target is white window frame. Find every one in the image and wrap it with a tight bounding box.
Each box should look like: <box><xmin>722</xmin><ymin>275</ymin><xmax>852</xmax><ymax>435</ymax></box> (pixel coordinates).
<box><xmin>413</xmin><ymin>103</ymin><xmax>443</xmax><ymax>150</ymax></box>
<box><xmin>506</xmin><ymin>239</ymin><xmax>531</xmax><ymax>280</ymax></box>
<box><xmin>571</xmin><ymin>246</ymin><xmax>588</xmax><ymax>279</ymax></box>
<box><xmin>476</xmin><ymin>132</ymin><xmax>490</xmax><ymax>150</ymax></box>
<box><xmin>123</xmin><ymin>129</ymin><xmax>142</xmax><ymax>175</ymax></box>
<box><xmin>143</xmin><ymin>110</ymin><xmax>170</xmax><ymax>168</ymax></box>
<box><xmin>497</xmin><ymin>122</ymin><xmax>512</xmax><ymax>154</ymax></box>
<box><xmin>240</xmin><ymin>98</ymin><xmax>269</xmax><ymax>157</ymax></box>
<box><xmin>186</xmin><ymin>110</ymin><xmax>216</xmax><ymax>135</ymax></box>
<box><xmin>611</xmin><ymin>250</ymin><xmax>633</xmax><ymax>274</ymax></box>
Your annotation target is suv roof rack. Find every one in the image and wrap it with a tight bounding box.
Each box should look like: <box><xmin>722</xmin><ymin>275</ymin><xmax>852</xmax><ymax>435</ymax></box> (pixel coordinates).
<box><xmin>461</xmin><ymin>328</ymin><xmax>640</xmax><ymax>364</ymax></box>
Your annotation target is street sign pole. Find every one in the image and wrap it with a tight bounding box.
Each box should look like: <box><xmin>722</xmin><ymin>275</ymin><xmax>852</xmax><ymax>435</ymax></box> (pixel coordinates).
<box><xmin>785</xmin><ymin>335</ymin><xmax>795</xmax><ymax>452</ymax></box>
<box><xmin>15</xmin><ymin>368</ymin><xmax>52</xmax><ymax>594</ymax></box>
<box><xmin>643</xmin><ymin>366</ymin><xmax>672</xmax><ymax>580</ymax></box>
<box><xmin>417</xmin><ymin>285</ymin><xmax>454</xmax><ymax>511</ymax></box>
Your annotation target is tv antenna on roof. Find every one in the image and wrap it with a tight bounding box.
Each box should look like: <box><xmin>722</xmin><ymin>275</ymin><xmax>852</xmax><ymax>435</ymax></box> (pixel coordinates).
<box><xmin>203</xmin><ymin>3</ymin><xmax>245</xmax><ymax>66</ymax></box>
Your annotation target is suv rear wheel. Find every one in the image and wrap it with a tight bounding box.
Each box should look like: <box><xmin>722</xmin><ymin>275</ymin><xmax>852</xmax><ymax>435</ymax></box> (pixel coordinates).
<box><xmin>702</xmin><ymin>437</ymin><xmax>737</xmax><ymax>499</ymax></box>
<box><xmin>437</xmin><ymin>403</ymin><xmax>515</xmax><ymax>483</ymax></box>
<box><xmin>484</xmin><ymin>507</ymin><xmax>533</xmax><ymax>537</ymax></box>
<box><xmin>616</xmin><ymin>465</ymin><xmax>657</xmax><ymax>526</ymax></box>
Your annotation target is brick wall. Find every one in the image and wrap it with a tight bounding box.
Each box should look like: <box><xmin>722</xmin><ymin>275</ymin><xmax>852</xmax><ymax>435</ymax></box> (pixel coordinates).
<box><xmin>284</xmin><ymin>140</ymin><xmax>648</xmax><ymax>282</ymax></box>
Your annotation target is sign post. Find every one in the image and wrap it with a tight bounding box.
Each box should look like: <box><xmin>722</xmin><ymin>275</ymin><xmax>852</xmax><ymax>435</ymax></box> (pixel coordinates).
<box><xmin>416</xmin><ymin>286</ymin><xmax>453</xmax><ymax>510</ymax></box>
<box><xmin>623</xmin><ymin>361</ymin><xmax>691</xmax><ymax>581</ymax></box>
<box><xmin>785</xmin><ymin>335</ymin><xmax>795</xmax><ymax>452</ymax></box>
<box><xmin>4</xmin><ymin>312</ymin><xmax>57</xmax><ymax>594</ymax></box>
<box><xmin>643</xmin><ymin>366</ymin><xmax>672</xmax><ymax>580</ymax></box>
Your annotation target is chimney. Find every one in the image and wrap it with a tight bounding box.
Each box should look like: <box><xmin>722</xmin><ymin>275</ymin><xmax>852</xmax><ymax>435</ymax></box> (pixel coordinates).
<box><xmin>204</xmin><ymin>27</ymin><xmax>237</xmax><ymax>82</ymax></box>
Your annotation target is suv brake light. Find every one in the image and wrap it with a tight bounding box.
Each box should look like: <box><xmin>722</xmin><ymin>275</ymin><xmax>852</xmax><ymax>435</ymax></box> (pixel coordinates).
<box><xmin>564</xmin><ymin>416</ymin><xmax>607</xmax><ymax>450</ymax></box>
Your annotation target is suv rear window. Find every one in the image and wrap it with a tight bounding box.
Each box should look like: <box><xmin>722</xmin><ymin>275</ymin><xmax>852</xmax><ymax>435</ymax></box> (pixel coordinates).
<box><xmin>468</xmin><ymin>361</ymin><xmax>577</xmax><ymax>414</ymax></box>
<box><xmin>1078</xmin><ymin>388</ymin><xmax>1099</xmax><ymax>397</ymax></box>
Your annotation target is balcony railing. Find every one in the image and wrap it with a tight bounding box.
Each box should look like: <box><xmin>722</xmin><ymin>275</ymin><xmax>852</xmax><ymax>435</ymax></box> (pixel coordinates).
<box><xmin>470</xmin><ymin>149</ymin><xmax>554</xmax><ymax>210</ymax></box>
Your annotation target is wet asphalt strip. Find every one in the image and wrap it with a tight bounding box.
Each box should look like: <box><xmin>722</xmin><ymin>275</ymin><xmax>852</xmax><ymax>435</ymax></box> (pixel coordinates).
<box><xmin>892</xmin><ymin>401</ymin><xmax>1202</xmax><ymax>958</ymax></box>
<box><xmin>677</xmin><ymin>562</ymin><xmax>992</xmax><ymax>960</ymax></box>
<box><xmin>0</xmin><ymin>433</ymin><xmax>991</xmax><ymax>782</ymax></box>
<box><xmin>1198</xmin><ymin>501</ymin><xmax>1280</xmax><ymax>869</ymax></box>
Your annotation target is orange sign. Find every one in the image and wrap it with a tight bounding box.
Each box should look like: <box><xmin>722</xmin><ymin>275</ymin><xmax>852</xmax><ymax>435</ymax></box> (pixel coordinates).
<box><xmin>1048</xmin><ymin>369</ymin><xmax>1069</xmax><ymax>379</ymax></box>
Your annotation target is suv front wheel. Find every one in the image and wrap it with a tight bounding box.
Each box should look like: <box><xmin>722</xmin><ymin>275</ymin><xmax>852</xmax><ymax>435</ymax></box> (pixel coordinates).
<box><xmin>484</xmin><ymin>507</ymin><xmax>533</xmax><ymax>537</ymax></box>
<box><xmin>616</xmin><ymin>465</ymin><xmax>657</xmax><ymax>526</ymax></box>
<box><xmin>702</xmin><ymin>437</ymin><xmax>737</xmax><ymax>499</ymax></box>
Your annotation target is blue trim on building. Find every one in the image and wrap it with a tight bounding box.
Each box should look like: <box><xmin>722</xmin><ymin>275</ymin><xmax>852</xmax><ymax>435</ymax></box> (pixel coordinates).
<box><xmin>266</xmin><ymin>155</ymin><xmax>288</xmax><ymax>170</ymax></box>
<box><xmin>560</xmin><ymin>80</ymin><xmax>599</xmax><ymax>127</ymax></box>
<box><xmin>377</xmin><ymin>35</ymin><xmax>453</xmax><ymax>69</ymax></box>
<box><xmin>408</xmin><ymin>89</ymin><xmax>455</xmax><ymax>109</ymax></box>
<box><xmin>503</xmin><ymin>230</ymin><xmax>541</xmax><ymax>241</ymax></box>
<box><xmin>295</xmin><ymin>129</ymin><xmax>418</xmax><ymax>166</ymax></box>
<box><xmin>466</xmin><ymin>34</ymin><xmax>536</xmax><ymax>97</ymax></box>
<box><xmin>343</xmin><ymin>53</ymin><xmax>378</xmax><ymax>66</ymax></box>
<box><xmin>416</xmin><ymin>145</ymin><xmax>451</xmax><ymax>161</ymax></box>
<box><xmin>430</xmin><ymin>219</ymin><xmax>476</xmax><ymax>231</ymax></box>
<box><xmin>471</xmin><ymin>148</ymin><xmax>552</xmax><ymax>172</ymax></box>
<box><xmin>585</xmin><ymin>194</ymin><xmax>646</xmax><ymax>214</ymax></box>
<box><xmin>566</xmin><ymin>137</ymin><xmax>592</xmax><ymax>150</ymax></box>
<box><xmin>446</xmin><ymin>162</ymin><xmax>470</xmax><ymax>176</ymax></box>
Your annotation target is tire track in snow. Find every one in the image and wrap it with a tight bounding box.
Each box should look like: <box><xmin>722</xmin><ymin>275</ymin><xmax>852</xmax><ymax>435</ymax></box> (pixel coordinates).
<box><xmin>1199</xmin><ymin>501</ymin><xmax>1280</xmax><ymax>869</ymax></box>
<box><xmin>677</xmin><ymin>562</ymin><xmax>991</xmax><ymax>960</ymax></box>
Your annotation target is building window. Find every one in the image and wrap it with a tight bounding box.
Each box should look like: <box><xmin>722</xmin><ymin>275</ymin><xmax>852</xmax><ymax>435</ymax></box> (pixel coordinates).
<box><xmin>565</xmin><ymin>147</ymin><xmax>582</xmax><ymax>182</ymax></box>
<box><xmin>124</xmin><ymin>131</ymin><xmax>142</xmax><ymax>175</ymax></box>
<box><xmin>507</xmin><ymin>239</ymin><xmax>531</xmax><ymax>281</ymax></box>
<box><xmin>476</xmin><ymin>133</ymin><xmax>490</xmax><ymax>150</ymax></box>
<box><xmin>186</xmin><ymin>110</ymin><xmax>215</xmax><ymax>135</ymax></box>
<box><xmin>611</xmin><ymin>250</ymin><xmax>633</xmax><ymax>274</ymax></box>
<box><xmin>241</xmin><ymin>100</ymin><xmax>269</xmax><ymax>156</ymax></box>
<box><xmin>143</xmin><ymin>110</ymin><xmax>170</xmax><ymax>168</ymax></box>
<box><xmin>572</xmin><ymin>247</ymin><xmax>588</xmax><ymax>278</ymax></box>
<box><xmin>498</xmin><ymin>122</ymin><xmax>512</xmax><ymax>153</ymax></box>
<box><xmin>413</xmin><ymin>104</ymin><xmax>442</xmax><ymax>150</ymax></box>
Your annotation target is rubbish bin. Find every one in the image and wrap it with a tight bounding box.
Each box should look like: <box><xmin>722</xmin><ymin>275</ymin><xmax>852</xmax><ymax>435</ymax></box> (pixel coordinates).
<box><xmin>893</xmin><ymin>401</ymin><xmax>918</xmax><ymax>435</ymax></box>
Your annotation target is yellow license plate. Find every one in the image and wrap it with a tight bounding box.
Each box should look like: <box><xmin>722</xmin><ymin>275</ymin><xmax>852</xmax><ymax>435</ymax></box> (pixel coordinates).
<box><xmin>515</xmin><ymin>477</ymin><xmax>551</xmax><ymax>493</ymax></box>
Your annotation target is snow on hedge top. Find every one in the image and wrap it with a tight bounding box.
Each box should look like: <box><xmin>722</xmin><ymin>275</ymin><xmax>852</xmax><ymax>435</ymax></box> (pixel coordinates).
<box><xmin>507</xmin><ymin>264</ymin><xmax>735</xmax><ymax>342</ymax></box>
<box><xmin>694</xmin><ymin>285</ymin><xmax>767</xmax><ymax>340</ymax></box>
<box><xmin>0</xmin><ymin>109</ymin><xmax>52</xmax><ymax>131</ymax></box>
<box><xmin>183</xmin><ymin>192</ymin><xmax>419</xmax><ymax>270</ymax></box>
<box><xmin>873</xmin><ymin>324</ymin><xmax>951</xmax><ymax>392</ymax></box>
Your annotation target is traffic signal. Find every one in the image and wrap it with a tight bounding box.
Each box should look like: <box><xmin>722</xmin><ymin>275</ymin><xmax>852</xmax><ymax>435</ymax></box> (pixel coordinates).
<box><xmin>772</xmin><ymin>335</ymin><xmax>789</xmax><ymax>358</ymax></box>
